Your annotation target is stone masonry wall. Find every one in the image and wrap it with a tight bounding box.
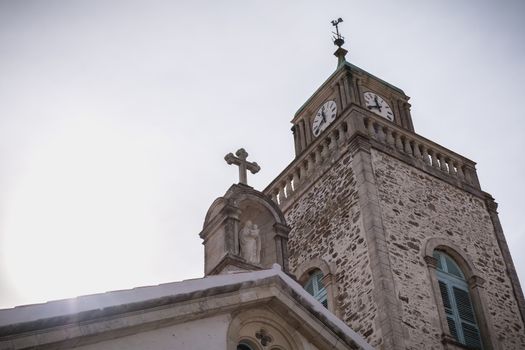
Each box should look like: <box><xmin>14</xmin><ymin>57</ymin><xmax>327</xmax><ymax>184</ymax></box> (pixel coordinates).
<box><xmin>285</xmin><ymin>151</ymin><xmax>382</xmax><ymax>346</ymax></box>
<box><xmin>371</xmin><ymin>149</ymin><xmax>525</xmax><ymax>349</ymax></box>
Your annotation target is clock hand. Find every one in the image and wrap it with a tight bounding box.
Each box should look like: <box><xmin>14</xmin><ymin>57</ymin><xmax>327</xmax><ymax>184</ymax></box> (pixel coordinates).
<box><xmin>373</xmin><ymin>96</ymin><xmax>382</xmax><ymax>112</ymax></box>
<box><xmin>313</xmin><ymin>120</ymin><xmax>323</xmax><ymax>135</ymax></box>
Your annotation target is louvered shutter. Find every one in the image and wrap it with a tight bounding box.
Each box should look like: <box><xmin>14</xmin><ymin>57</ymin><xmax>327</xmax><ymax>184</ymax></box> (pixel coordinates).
<box><xmin>305</xmin><ymin>279</ymin><xmax>314</xmax><ymax>295</ymax></box>
<box><xmin>435</xmin><ymin>251</ymin><xmax>483</xmax><ymax>349</ymax></box>
<box><xmin>453</xmin><ymin>287</ymin><xmax>482</xmax><ymax>349</ymax></box>
<box><xmin>446</xmin><ymin>317</ymin><xmax>458</xmax><ymax>340</ymax></box>
<box><xmin>439</xmin><ymin>281</ymin><xmax>459</xmax><ymax>340</ymax></box>
<box><xmin>433</xmin><ymin>251</ymin><xmax>443</xmax><ymax>270</ymax></box>
<box><xmin>439</xmin><ymin>281</ymin><xmax>452</xmax><ymax>311</ymax></box>
<box><xmin>317</xmin><ymin>280</ymin><xmax>328</xmax><ymax>309</ymax></box>
<box><xmin>304</xmin><ymin>271</ymin><xmax>328</xmax><ymax>308</ymax></box>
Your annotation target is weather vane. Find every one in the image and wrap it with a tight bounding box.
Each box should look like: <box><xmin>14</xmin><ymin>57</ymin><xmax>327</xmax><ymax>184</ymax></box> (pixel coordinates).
<box><xmin>331</xmin><ymin>18</ymin><xmax>345</xmax><ymax>47</ymax></box>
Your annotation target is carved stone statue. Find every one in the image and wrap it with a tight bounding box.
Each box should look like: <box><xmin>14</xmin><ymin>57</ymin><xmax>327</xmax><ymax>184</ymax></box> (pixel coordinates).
<box><xmin>240</xmin><ymin>220</ymin><xmax>261</xmax><ymax>264</ymax></box>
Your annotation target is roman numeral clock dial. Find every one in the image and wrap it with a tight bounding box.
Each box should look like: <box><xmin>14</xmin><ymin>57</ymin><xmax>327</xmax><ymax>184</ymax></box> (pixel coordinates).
<box><xmin>312</xmin><ymin>100</ymin><xmax>337</xmax><ymax>137</ymax></box>
<box><xmin>363</xmin><ymin>92</ymin><xmax>394</xmax><ymax>121</ymax></box>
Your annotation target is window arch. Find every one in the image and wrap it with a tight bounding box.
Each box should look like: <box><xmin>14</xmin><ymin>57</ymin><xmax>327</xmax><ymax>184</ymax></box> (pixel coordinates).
<box><xmin>237</xmin><ymin>340</ymin><xmax>259</xmax><ymax>350</ymax></box>
<box><xmin>433</xmin><ymin>250</ymin><xmax>483</xmax><ymax>349</ymax></box>
<box><xmin>304</xmin><ymin>269</ymin><xmax>328</xmax><ymax>308</ymax></box>
<box><xmin>294</xmin><ymin>258</ymin><xmax>339</xmax><ymax>315</ymax></box>
<box><xmin>227</xmin><ymin>308</ymin><xmax>300</xmax><ymax>350</ymax></box>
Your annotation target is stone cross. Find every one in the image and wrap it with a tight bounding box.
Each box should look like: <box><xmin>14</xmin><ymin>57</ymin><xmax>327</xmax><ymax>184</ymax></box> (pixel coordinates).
<box><xmin>224</xmin><ymin>148</ymin><xmax>260</xmax><ymax>185</ymax></box>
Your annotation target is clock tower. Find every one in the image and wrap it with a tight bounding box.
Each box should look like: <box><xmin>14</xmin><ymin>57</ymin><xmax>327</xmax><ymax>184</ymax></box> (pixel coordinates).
<box><xmin>265</xmin><ymin>22</ymin><xmax>525</xmax><ymax>350</ymax></box>
<box><xmin>290</xmin><ymin>32</ymin><xmax>414</xmax><ymax>157</ymax></box>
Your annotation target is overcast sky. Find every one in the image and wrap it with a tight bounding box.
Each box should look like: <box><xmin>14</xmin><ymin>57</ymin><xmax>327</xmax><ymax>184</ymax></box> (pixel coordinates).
<box><xmin>1</xmin><ymin>0</ymin><xmax>524</xmax><ymax>309</ymax></box>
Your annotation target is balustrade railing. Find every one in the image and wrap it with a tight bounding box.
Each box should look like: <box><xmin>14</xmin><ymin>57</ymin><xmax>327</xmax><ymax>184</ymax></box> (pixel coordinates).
<box><xmin>265</xmin><ymin>111</ymin><xmax>479</xmax><ymax>208</ymax></box>
<box><xmin>363</xmin><ymin>115</ymin><xmax>478</xmax><ymax>187</ymax></box>
<box><xmin>267</xmin><ymin>118</ymin><xmax>351</xmax><ymax>206</ymax></box>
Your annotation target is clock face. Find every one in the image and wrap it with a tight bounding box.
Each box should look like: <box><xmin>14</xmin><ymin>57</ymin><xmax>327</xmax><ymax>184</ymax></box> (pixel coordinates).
<box><xmin>312</xmin><ymin>100</ymin><xmax>337</xmax><ymax>137</ymax></box>
<box><xmin>363</xmin><ymin>92</ymin><xmax>394</xmax><ymax>121</ymax></box>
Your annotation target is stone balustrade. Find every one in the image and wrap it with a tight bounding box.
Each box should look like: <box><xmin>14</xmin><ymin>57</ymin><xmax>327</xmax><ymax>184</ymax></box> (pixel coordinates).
<box><xmin>363</xmin><ymin>114</ymin><xmax>479</xmax><ymax>189</ymax></box>
<box><xmin>265</xmin><ymin>116</ymin><xmax>352</xmax><ymax>207</ymax></box>
<box><xmin>265</xmin><ymin>110</ymin><xmax>480</xmax><ymax>208</ymax></box>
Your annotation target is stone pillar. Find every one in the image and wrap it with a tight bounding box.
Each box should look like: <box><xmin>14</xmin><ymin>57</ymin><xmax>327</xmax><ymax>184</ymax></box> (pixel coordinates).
<box><xmin>348</xmin><ymin>134</ymin><xmax>406</xmax><ymax>349</ymax></box>
<box><xmin>403</xmin><ymin>102</ymin><xmax>414</xmax><ymax>132</ymax></box>
<box><xmin>299</xmin><ymin>120</ymin><xmax>307</xmax><ymax>154</ymax></box>
<box><xmin>225</xmin><ymin>205</ymin><xmax>242</xmax><ymax>255</ymax></box>
<box><xmin>485</xmin><ymin>194</ymin><xmax>525</xmax><ymax>326</ymax></box>
<box><xmin>354</xmin><ymin>78</ymin><xmax>363</xmax><ymax>106</ymax></box>
<box><xmin>304</xmin><ymin>115</ymin><xmax>313</xmax><ymax>146</ymax></box>
<box><xmin>273</xmin><ymin>222</ymin><xmax>291</xmax><ymax>273</ymax></box>
<box><xmin>335</xmin><ymin>81</ymin><xmax>346</xmax><ymax>111</ymax></box>
<box><xmin>343</xmin><ymin>73</ymin><xmax>354</xmax><ymax>108</ymax></box>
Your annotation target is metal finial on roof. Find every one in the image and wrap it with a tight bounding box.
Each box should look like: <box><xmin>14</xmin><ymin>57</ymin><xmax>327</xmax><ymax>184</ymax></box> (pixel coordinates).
<box><xmin>331</xmin><ymin>18</ymin><xmax>348</xmax><ymax>68</ymax></box>
<box><xmin>331</xmin><ymin>18</ymin><xmax>345</xmax><ymax>47</ymax></box>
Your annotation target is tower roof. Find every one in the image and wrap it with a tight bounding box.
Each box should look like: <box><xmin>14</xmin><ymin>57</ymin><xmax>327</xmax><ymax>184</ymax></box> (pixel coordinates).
<box><xmin>294</xmin><ymin>20</ymin><xmax>405</xmax><ymax>119</ymax></box>
<box><xmin>294</xmin><ymin>61</ymin><xmax>405</xmax><ymax>118</ymax></box>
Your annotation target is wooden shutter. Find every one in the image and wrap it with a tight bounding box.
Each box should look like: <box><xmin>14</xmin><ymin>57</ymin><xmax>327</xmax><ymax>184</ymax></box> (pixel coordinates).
<box><xmin>439</xmin><ymin>281</ymin><xmax>459</xmax><ymax>340</ymax></box>
<box><xmin>439</xmin><ymin>281</ymin><xmax>452</xmax><ymax>311</ymax></box>
<box><xmin>304</xmin><ymin>279</ymin><xmax>314</xmax><ymax>295</ymax></box>
<box><xmin>453</xmin><ymin>287</ymin><xmax>482</xmax><ymax>349</ymax></box>
<box><xmin>305</xmin><ymin>271</ymin><xmax>328</xmax><ymax>308</ymax></box>
<box><xmin>435</xmin><ymin>251</ymin><xmax>483</xmax><ymax>349</ymax></box>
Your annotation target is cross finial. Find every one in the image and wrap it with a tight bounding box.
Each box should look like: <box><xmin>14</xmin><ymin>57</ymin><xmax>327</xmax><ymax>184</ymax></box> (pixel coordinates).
<box><xmin>224</xmin><ymin>148</ymin><xmax>260</xmax><ymax>185</ymax></box>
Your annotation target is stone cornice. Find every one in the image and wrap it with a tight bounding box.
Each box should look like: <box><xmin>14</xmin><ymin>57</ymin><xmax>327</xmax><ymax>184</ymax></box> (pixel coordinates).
<box><xmin>0</xmin><ymin>267</ymin><xmax>373</xmax><ymax>350</ymax></box>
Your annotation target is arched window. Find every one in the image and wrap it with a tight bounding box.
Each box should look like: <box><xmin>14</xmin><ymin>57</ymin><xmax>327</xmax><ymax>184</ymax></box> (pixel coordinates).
<box><xmin>433</xmin><ymin>250</ymin><xmax>483</xmax><ymax>349</ymax></box>
<box><xmin>304</xmin><ymin>269</ymin><xmax>328</xmax><ymax>308</ymax></box>
<box><xmin>228</xmin><ymin>309</ymin><xmax>299</xmax><ymax>350</ymax></box>
<box><xmin>237</xmin><ymin>340</ymin><xmax>258</xmax><ymax>350</ymax></box>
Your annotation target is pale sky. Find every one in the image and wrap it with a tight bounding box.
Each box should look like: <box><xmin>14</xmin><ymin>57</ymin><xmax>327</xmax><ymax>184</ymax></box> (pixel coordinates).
<box><xmin>1</xmin><ymin>0</ymin><xmax>524</xmax><ymax>309</ymax></box>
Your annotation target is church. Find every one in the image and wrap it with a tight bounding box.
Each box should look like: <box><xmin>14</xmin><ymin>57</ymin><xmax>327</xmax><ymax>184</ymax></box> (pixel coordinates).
<box><xmin>1</xmin><ymin>22</ymin><xmax>524</xmax><ymax>350</ymax></box>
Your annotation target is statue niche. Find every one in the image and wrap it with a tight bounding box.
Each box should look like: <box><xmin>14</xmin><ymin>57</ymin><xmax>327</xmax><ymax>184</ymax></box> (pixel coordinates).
<box><xmin>200</xmin><ymin>183</ymin><xmax>291</xmax><ymax>275</ymax></box>
<box><xmin>240</xmin><ymin>220</ymin><xmax>261</xmax><ymax>264</ymax></box>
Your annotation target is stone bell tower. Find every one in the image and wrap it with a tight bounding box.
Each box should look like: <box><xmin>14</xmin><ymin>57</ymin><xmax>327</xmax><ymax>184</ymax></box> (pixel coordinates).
<box><xmin>264</xmin><ymin>21</ymin><xmax>525</xmax><ymax>350</ymax></box>
<box><xmin>200</xmin><ymin>148</ymin><xmax>291</xmax><ymax>275</ymax></box>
